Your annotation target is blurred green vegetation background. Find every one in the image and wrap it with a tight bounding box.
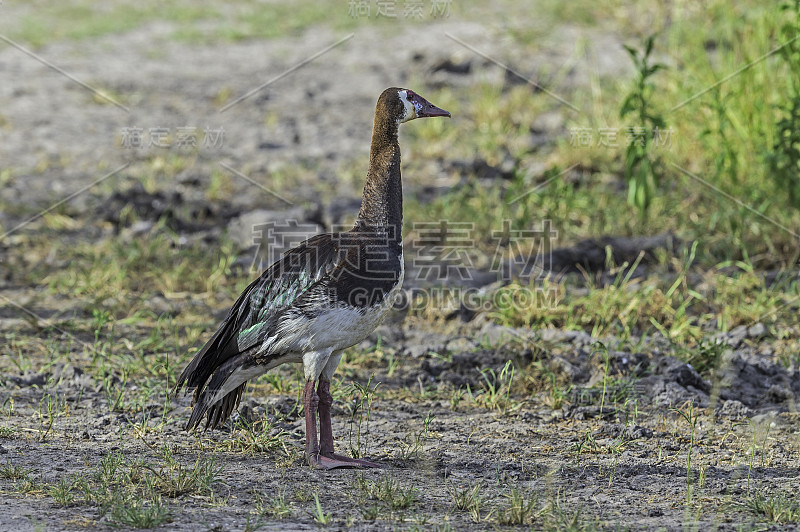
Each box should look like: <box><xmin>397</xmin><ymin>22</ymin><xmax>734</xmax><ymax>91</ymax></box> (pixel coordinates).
<box><xmin>1</xmin><ymin>0</ymin><xmax>798</xmax><ymax>359</ymax></box>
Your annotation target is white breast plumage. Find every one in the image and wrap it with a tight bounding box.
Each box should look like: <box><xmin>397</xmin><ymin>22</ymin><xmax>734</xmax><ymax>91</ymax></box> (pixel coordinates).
<box><xmin>309</xmin><ymin>250</ymin><xmax>404</xmax><ymax>351</ymax></box>
<box><xmin>257</xmin><ymin>252</ymin><xmax>404</xmax><ymax>356</ymax></box>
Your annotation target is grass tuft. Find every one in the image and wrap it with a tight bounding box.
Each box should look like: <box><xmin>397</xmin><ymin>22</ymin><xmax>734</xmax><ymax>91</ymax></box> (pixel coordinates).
<box><xmin>738</xmin><ymin>492</ymin><xmax>800</xmax><ymax>524</ymax></box>
<box><xmin>108</xmin><ymin>494</ymin><xmax>172</xmax><ymax>529</ymax></box>
<box><xmin>497</xmin><ymin>486</ymin><xmax>539</xmax><ymax>525</ymax></box>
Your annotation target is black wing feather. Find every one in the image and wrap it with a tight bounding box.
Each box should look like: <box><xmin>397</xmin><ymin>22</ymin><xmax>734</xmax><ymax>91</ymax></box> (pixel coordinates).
<box><xmin>176</xmin><ymin>229</ymin><xmax>401</xmax><ymax>431</ymax></box>
<box><xmin>176</xmin><ymin>233</ymin><xmax>343</xmax><ymax>424</ymax></box>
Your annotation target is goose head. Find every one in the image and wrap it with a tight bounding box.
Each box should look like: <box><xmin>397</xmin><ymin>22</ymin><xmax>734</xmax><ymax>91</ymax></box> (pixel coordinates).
<box><xmin>397</xmin><ymin>88</ymin><xmax>451</xmax><ymax>123</ymax></box>
<box><xmin>377</xmin><ymin>87</ymin><xmax>451</xmax><ymax>125</ymax></box>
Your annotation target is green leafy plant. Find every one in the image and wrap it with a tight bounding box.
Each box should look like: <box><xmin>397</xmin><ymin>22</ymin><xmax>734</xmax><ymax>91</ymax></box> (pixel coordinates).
<box><xmin>701</xmin><ymin>88</ymin><xmax>741</xmax><ymax>183</ymax></box>
<box><xmin>108</xmin><ymin>494</ymin><xmax>172</xmax><ymax>528</ymax></box>
<box><xmin>48</xmin><ymin>476</ymin><xmax>77</xmax><ymax>506</ymax></box>
<box><xmin>497</xmin><ymin>486</ymin><xmax>539</xmax><ymax>525</ymax></box>
<box><xmin>293</xmin><ymin>486</ymin><xmax>313</xmax><ymax>502</ymax></box>
<box><xmin>253</xmin><ymin>489</ymin><xmax>292</xmax><ymax>519</ymax></box>
<box><xmin>545</xmin><ymin>369</ymin><xmax>571</xmax><ymax>410</ymax></box>
<box><xmin>243</xmin><ymin>515</ymin><xmax>266</xmax><ymax>532</ymax></box>
<box><xmin>449</xmin><ymin>387</ymin><xmax>466</xmax><ymax>411</ymax></box>
<box><xmin>0</xmin><ymin>461</ymin><xmax>31</xmax><ymax>480</ymax></box>
<box><xmin>396</xmin><ymin>412</ymin><xmax>435</xmax><ymax>460</ymax></box>
<box><xmin>469</xmin><ymin>360</ymin><xmax>518</xmax><ymax>413</ymax></box>
<box><xmin>739</xmin><ymin>492</ymin><xmax>800</xmax><ymax>524</ymax></box>
<box><xmin>541</xmin><ymin>498</ymin><xmax>592</xmax><ymax>531</ymax></box>
<box><xmin>595</xmin><ymin>342</ymin><xmax>612</xmax><ymax>415</ymax></box>
<box><xmin>215</xmin><ymin>417</ymin><xmax>288</xmax><ymax>455</ymax></box>
<box><xmin>353</xmin><ymin>474</ymin><xmax>418</xmax><ymax>511</ymax></box>
<box><xmin>347</xmin><ymin>375</ymin><xmax>379</xmax><ymax>459</ymax></box>
<box><xmin>359</xmin><ymin>502</ymin><xmax>381</xmax><ymax>521</ymax></box>
<box><xmin>746</xmin><ymin>417</ymin><xmax>773</xmax><ymax>492</ymax></box>
<box><xmin>36</xmin><ymin>392</ymin><xmax>64</xmax><ymax>442</ymax></box>
<box><xmin>448</xmin><ymin>481</ymin><xmax>487</xmax><ymax>523</ymax></box>
<box><xmin>311</xmin><ymin>492</ymin><xmax>331</xmax><ymax>525</ymax></box>
<box><xmin>670</xmin><ymin>402</ymin><xmax>700</xmax><ymax>505</ymax></box>
<box><xmin>142</xmin><ymin>448</ymin><xmax>222</xmax><ymax>497</ymax></box>
<box><xmin>767</xmin><ymin>0</ymin><xmax>800</xmax><ymax>207</ymax></box>
<box><xmin>620</xmin><ymin>34</ymin><xmax>667</xmax><ymax>214</ymax></box>
<box><xmin>572</xmin><ymin>429</ymin><xmax>600</xmax><ymax>455</ymax></box>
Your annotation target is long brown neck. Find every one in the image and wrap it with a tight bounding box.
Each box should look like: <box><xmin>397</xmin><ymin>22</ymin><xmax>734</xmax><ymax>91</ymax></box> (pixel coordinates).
<box><xmin>355</xmin><ymin>111</ymin><xmax>402</xmax><ymax>240</ymax></box>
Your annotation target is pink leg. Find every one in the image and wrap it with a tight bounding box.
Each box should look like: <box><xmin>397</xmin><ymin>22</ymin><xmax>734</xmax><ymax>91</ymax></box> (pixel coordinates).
<box><xmin>303</xmin><ymin>380</ymin><xmax>321</xmax><ymax>465</ymax></box>
<box><xmin>304</xmin><ymin>380</ymin><xmax>361</xmax><ymax>469</ymax></box>
<box><xmin>317</xmin><ymin>380</ymin><xmax>380</xmax><ymax>468</ymax></box>
<box><xmin>317</xmin><ymin>380</ymin><xmax>335</xmax><ymax>457</ymax></box>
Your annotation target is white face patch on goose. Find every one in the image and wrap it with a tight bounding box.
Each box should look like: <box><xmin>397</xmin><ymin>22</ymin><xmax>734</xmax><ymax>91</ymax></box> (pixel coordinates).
<box><xmin>397</xmin><ymin>89</ymin><xmax>416</xmax><ymax>124</ymax></box>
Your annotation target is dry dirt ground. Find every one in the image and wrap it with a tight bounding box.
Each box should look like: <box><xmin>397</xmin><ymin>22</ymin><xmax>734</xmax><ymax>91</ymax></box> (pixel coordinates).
<box><xmin>2</xmin><ymin>317</ymin><xmax>800</xmax><ymax>531</ymax></box>
<box><xmin>1</xmin><ymin>3</ymin><xmax>800</xmax><ymax>531</ymax></box>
